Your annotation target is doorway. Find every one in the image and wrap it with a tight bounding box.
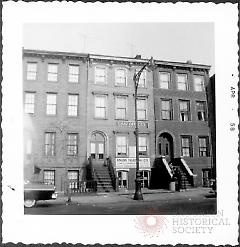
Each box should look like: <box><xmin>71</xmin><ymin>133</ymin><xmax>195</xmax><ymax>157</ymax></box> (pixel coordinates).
<box><xmin>90</xmin><ymin>132</ymin><xmax>106</xmax><ymax>163</ymax></box>
<box><xmin>158</xmin><ymin>132</ymin><xmax>174</xmax><ymax>162</ymax></box>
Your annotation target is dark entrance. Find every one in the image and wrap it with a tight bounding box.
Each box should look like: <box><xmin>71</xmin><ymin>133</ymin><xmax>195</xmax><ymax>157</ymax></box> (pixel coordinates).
<box><xmin>158</xmin><ymin>132</ymin><xmax>174</xmax><ymax>162</ymax></box>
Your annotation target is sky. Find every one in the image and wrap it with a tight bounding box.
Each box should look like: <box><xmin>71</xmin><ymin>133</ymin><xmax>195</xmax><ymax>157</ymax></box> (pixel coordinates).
<box><xmin>23</xmin><ymin>23</ymin><xmax>214</xmax><ymax>75</ymax></box>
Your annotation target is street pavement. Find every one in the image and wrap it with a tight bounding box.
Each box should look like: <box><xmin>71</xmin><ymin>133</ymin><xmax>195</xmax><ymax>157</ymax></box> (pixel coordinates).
<box><xmin>25</xmin><ymin>187</ymin><xmax>217</xmax><ymax>215</ymax></box>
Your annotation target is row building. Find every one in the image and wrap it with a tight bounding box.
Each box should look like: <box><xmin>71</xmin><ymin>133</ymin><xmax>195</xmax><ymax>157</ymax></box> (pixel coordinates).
<box><xmin>23</xmin><ymin>49</ymin><xmax>214</xmax><ymax>193</ymax></box>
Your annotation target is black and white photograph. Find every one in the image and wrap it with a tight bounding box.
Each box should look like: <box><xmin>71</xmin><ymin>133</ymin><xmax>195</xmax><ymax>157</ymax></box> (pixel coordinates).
<box><xmin>22</xmin><ymin>22</ymin><xmax>216</xmax><ymax>215</ymax></box>
<box><xmin>2</xmin><ymin>2</ymin><xmax>238</xmax><ymax>245</ymax></box>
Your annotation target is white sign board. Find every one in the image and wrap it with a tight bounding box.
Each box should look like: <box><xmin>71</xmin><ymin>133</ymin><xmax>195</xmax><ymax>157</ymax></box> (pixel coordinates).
<box><xmin>116</xmin><ymin>158</ymin><xmax>150</xmax><ymax>169</ymax></box>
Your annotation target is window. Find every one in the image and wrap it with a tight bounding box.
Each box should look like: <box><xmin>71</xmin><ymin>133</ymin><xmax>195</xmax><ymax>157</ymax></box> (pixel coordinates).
<box><xmin>115</xmin><ymin>69</ymin><xmax>127</xmax><ymax>86</ymax></box>
<box><xmin>47</xmin><ymin>64</ymin><xmax>58</xmax><ymax>81</ymax></box>
<box><xmin>181</xmin><ymin>136</ymin><xmax>192</xmax><ymax>157</ymax></box>
<box><xmin>95</xmin><ymin>67</ymin><xmax>106</xmax><ymax>85</ymax></box>
<box><xmin>115</xmin><ymin>96</ymin><xmax>127</xmax><ymax>119</ymax></box>
<box><xmin>27</xmin><ymin>62</ymin><xmax>37</xmax><ymax>80</ymax></box>
<box><xmin>140</xmin><ymin>170</ymin><xmax>150</xmax><ymax>188</ymax></box>
<box><xmin>117</xmin><ymin>171</ymin><xmax>128</xmax><ymax>188</ymax></box>
<box><xmin>161</xmin><ymin>99</ymin><xmax>172</xmax><ymax>120</ymax></box>
<box><xmin>43</xmin><ymin>170</ymin><xmax>55</xmax><ymax>185</ymax></box>
<box><xmin>139</xmin><ymin>136</ymin><xmax>148</xmax><ymax>156</ymax></box>
<box><xmin>95</xmin><ymin>95</ymin><xmax>107</xmax><ymax>118</ymax></box>
<box><xmin>202</xmin><ymin>169</ymin><xmax>211</xmax><ymax>187</ymax></box>
<box><xmin>136</xmin><ymin>69</ymin><xmax>146</xmax><ymax>88</ymax></box>
<box><xmin>24</xmin><ymin>92</ymin><xmax>35</xmax><ymax>114</ymax></box>
<box><xmin>116</xmin><ymin>135</ymin><xmax>127</xmax><ymax>156</ymax></box>
<box><xmin>179</xmin><ymin>100</ymin><xmax>190</xmax><ymax>121</ymax></box>
<box><xmin>194</xmin><ymin>75</ymin><xmax>205</xmax><ymax>92</ymax></box>
<box><xmin>44</xmin><ymin>132</ymin><xmax>56</xmax><ymax>156</ymax></box>
<box><xmin>68</xmin><ymin>170</ymin><xmax>79</xmax><ymax>189</ymax></box>
<box><xmin>46</xmin><ymin>93</ymin><xmax>57</xmax><ymax>115</ymax></box>
<box><xmin>177</xmin><ymin>74</ymin><xmax>188</xmax><ymax>90</ymax></box>
<box><xmin>198</xmin><ymin>136</ymin><xmax>209</xmax><ymax>157</ymax></box>
<box><xmin>69</xmin><ymin>65</ymin><xmax>79</xmax><ymax>83</ymax></box>
<box><xmin>67</xmin><ymin>133</ymin><xmax>78</xmax><ymax>156</ymax></box>
<box><xmin>159</xmin><ymin>72</ymin><xmax>170</xmax><ymax>89</ymax></box>
<box><xmin>68</xmin><ymin>94</ymin><xmax>78</xmax><ymax>116</ymax></box>
<box><xmin>137</xmin><ymin>98</ymin><xmax>147</xmax><ymax>120</ymax></box>
<box><xmin>196</xmin><ymin>101</ymin><xmax>207</xmax><ymax>121</ymax></box>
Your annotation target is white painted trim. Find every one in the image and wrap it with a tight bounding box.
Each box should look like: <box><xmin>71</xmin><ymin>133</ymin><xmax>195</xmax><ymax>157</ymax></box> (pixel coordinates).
<box><xmin>180</xmin><ymin>158</ymin><xmax>194</xmax><ymax>176</ymax></box>
<box><xmin>162</xmin><ymin>158</ymin><xmax>173</xmax><ymax>178</ymax></box>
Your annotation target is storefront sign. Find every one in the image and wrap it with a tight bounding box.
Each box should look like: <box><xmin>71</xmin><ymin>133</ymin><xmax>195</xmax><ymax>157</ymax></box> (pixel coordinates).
<box><xmin>116</xmin><ymin>158</ymin><xmax>150</xmax><ymax>169</ymax></box>
<box><xmin>116</xmin><ymin>121</ymin><xmax>148</xmax><ymax>128</ymax></box>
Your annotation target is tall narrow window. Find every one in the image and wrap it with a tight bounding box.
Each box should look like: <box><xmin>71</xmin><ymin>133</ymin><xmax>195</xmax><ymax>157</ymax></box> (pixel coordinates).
<box><xmin>159</xmin><ymin>72</ymin><xmax>170</xmax><ymax>89</ymax></box>
<box><xmin>46</xmin><ymin>93</ymin><xmax>57</xmax><ymax>115</ymax></box>
<box><xmin>137</xmin><ymin>98</ymin><xmax>147</xmax><ymax>120</ymax></box>
<box><xmin>116</xmin><ymin>135</ymin><xmax>127</xmax><ymax>156</ymax></box>
<box><xmin>24</xmin><ymin>92</ymin><xmax>35</xmax><ymax>114</ymax></box>
<box><xmin>136</xmin><ymin>69</ymin><xmax>146</xmax><ymax>88</ymax></box>
<box><xmin>196</xmin><ymin>101</ymin><xmax>207</xmax><ymax>121</ymax></box>
<box><xmin>95</xmin><ymin>67</ymin><xmax>106</xmax><ymax>85</ymax></box>
<box><xmin>68</xmin><ymin>94</ymin><xmax>78</xmax><ymax>116</ymax></box>
<box><xmin>44</xmin><ymin>132</ymin><xmax>56</xmax><ymax>156</ymax></box>
<box><xmin>161</xmin><ymin>99</ymin><xmax>172</xmax><ymax>120</ymax></box>
<box><xmin>198</xmin><ymin>136</ymin><xmax>209</xmax><ymax>157</ymax></box>
<box><xmin>67</xmin><ymin>133</ymin><xmax>78</xmax><ymax>156</ymax></box>
<box><xmin>140</xmin><ymin>170</ymin><xmax>150</xmax><ymax>188</ymax></box>
<box><xmin>181</xmin><ymin>136</ymin><xmax>192</xmax><ymax>157</ymax></box>
<box><xmin>194</xmin><ymin>75</ymin><xmax>205</xmax><ymax>92</ymax></box>
<box><xmin>68</xmin><ymin>170</ymin><xmax>79</xmax><ymax>189</ymax></box>
<box><xmin>27</xmin><ymin>62</ymin><xmax>37</xmax><ymax>80</ymax></box>
<box><xmin>177</xmin><ymin>74</ymin><xmax>188</xmax><ymax>91</ymax></box>
<box><xmin>117</xmin><ymin>171</ymin><xmax>128</xmax><ymax>188</ymax></box>
<box><xmin>179</xmin><ymin>100</ymin><xmax>190</xmax><ymax>121</ymax></box>
<box><xmin>43</xmin><ymin>170</ymin><xmax>55</xmax><ymax>185</ymax></box>
<box><xmin>69</xmin><ymin>65</ymin><xmax>79</xmax><ymax>83</ymax></box>
<box><xmin>115</xmin><ymin>69</ymin><xmax>127</xmax><ymax>86</ymax></box>
<box><xmin>48</xmin><ymin>64</ymin><xmax>58</xmax><ymax>81</ymax></box>
<box><xmin>115</xmin><ymin>96</ymin><xmax>127</xmax><ymax>119</ymax></box>
<box><xmin>95</xmin><ymin>95</ymin><xmax>107</xmax><ymax>118</ymax></box>
<box><xmin>139</xmin><ymin>136</ymin><xmax>148</xmax><ymax>156</ymax></box>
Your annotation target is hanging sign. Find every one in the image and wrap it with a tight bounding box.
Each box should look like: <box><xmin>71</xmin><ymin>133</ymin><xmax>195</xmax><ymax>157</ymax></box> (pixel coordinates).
<box><xmin>116</xmin><ymin>121</ymin><xmax>148</xmax><ymax>128</ymax></box>
<box><xmin>116</xmin><ymin>157</ymin><xmax>150</xmax><ymax>169</ymax></box>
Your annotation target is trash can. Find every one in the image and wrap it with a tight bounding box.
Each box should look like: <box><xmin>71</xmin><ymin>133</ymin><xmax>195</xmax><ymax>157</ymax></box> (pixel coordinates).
<box><xmin>169</xmin><ymin>181</ymin><xmax>176</xmax><ymax>191</ymax></box>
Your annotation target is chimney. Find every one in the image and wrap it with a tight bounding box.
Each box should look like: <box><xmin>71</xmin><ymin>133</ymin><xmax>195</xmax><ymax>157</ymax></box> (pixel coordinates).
<box><xmin>135</xmin><ymin>54</ymin><xmax>141</xmax><ymax>59</ymax></box>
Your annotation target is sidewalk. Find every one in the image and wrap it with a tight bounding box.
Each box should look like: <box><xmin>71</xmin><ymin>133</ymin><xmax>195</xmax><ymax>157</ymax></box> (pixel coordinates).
<box><xmin>56</xmin><ymin>187</ymin><xmax>212</xmax><ymax>205</ymax></box>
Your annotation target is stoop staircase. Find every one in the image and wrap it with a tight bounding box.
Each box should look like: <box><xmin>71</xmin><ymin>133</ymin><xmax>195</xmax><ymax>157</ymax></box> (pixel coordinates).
<box><xmin>93</xmin><ymin>165</ymin><xmax>115</xmax><ymax>192</ymax></box>
<box><xmin>170</xmin><ymin>158</ymin><xmax>194</xmax><ymax>189</ymax></box>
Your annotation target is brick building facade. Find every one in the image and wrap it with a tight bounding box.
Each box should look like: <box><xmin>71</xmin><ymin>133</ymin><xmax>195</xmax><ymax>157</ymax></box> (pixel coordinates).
<box><xmin>23</xmin><ymin>49</ymin><xmax>214</xmax><ymax>192</ymax></box>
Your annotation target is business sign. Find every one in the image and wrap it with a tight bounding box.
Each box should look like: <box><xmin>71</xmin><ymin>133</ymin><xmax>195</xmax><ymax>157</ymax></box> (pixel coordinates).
<box><xmin>116</xmin><ymin>121</ymin><xmax>148</xmax><ymax>128</ymax></box>
<box><xmin>116</xmin><ymin>158</ymin><xmax>150</xmax><ymax>169</ymax></box>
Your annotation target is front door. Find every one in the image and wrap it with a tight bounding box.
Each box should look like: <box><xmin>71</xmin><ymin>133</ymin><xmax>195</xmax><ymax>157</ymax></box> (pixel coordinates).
<box><xmin>90</xmin><ymin>132</ymin><xmax>105</xmax><ymax>163</ymax></box>
<box><xmin>158</xmin><ymin>133</ymin><xmax>173</xmax><ymax>162</ymax></box>
<box><xmin>90</xmin><ymin>141</ymin><xmax>104</xmax><ymax>160</ymax></box>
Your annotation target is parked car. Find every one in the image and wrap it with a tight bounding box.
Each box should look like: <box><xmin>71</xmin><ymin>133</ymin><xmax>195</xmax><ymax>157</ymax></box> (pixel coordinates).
<box><xmin>24</xmin><ymin>181</ymin><xmax>57</xmax><ymax>208</ymax></box>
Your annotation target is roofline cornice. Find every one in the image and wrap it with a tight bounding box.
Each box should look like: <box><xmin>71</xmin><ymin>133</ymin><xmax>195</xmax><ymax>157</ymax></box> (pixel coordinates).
<box><xmin>22</xmin><ymin>48</ymin><xmax>211</xmax><ymax>70</ymax></box>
